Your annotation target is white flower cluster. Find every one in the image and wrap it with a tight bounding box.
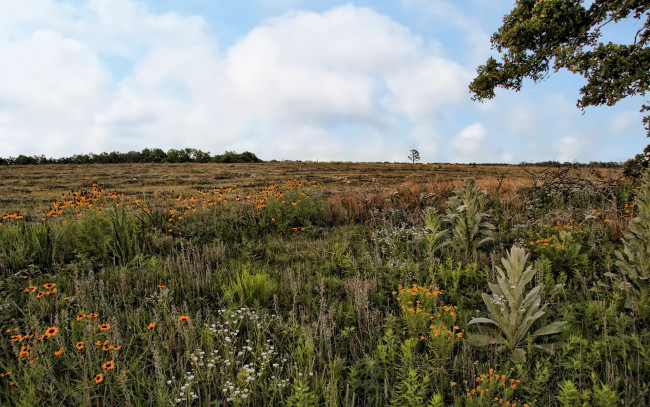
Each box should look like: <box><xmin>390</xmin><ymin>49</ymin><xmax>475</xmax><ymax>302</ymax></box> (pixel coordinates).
<box><xmin>172</xmin><ymin>307</ymin><xmax>293</xmax><ymax>404</ymax></box>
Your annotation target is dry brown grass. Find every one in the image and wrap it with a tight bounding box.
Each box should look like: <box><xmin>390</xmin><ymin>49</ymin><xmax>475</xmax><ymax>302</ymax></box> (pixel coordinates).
<box><xmin>0</xmin><ymin>162</ymin><xmax>621</xmax><ymax>215</ymax></box>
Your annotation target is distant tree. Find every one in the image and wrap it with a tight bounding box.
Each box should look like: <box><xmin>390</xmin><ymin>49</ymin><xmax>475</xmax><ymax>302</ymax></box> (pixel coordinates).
<box><xmin>469</xmin><ymin>0</ymin><xmax>650</xmax><ymax>142</ymax></box>
<box><xmin>239</xmin><ymin>151</ymin><xmax>263</xmax><ymax>163</ymax></box>
<box><xmin>408</xmin><ymin>149</ymin><xmax>421</xmax><ymax>164</ymax></box>
<box><xmin>14</xmin><ymin>155</ymin><xmax>37</xmax><ymax>165</ymax></box>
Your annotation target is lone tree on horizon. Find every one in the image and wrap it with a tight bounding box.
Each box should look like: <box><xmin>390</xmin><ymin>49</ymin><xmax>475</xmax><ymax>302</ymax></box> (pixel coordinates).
<box><xmin>408</xmin><ymin>149</ymin><xmax>421</xmax><ymax>164</ymax></box>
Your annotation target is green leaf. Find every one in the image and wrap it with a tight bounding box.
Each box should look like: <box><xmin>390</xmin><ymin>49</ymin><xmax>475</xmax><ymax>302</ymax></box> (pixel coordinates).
<box><xmin>531</xmin><ymin>321</ymin><xmax>566</xmax><ymax>338</ymax></box>
<box><xmin>467</xmin><ymin>317</ymin><xmax>496</xmax><ymax>326</ymax></box>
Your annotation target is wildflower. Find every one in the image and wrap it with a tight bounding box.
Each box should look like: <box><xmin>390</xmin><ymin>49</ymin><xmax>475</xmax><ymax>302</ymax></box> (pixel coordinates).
<box><xmin>76</xmin><ymin>342</ymin><xmax>84</xmax><ymax>350</ymax></box>
<box><xmin>98</xmin><ymin>323</ymin><xmax>111</xmax><ymax>331</ymax></box>
<box><xmin>5</xmin><ymin>328</ymin><xmax>17</xmax><ymax>333</ymax></box>
<box><xmin>54</xmin><ymin>348</ymin><xmax>63</xmax><ymax>356</ymax></box>
<box><xmin>76</xmin><ymin>314</ymin><xmax>85</xmax><ymax>321</ymax></box>
<box><xmin>19</xmin><ymin>346</ymin><xmax>30</xmax><ymax>358</ymax></box>
<box><xmin>179</xmin><ymin>316</ymin><xmax>190</xmax><ymax>321</ymax></box>
<box><xmin>96</xmin><ymin>340</ymin><xmax>108</xmax><ymax>346</ymax></box>
<box><xmin>36</xmin><ymin>291</ymin><xmax>45</xmax><ymax>298</ymax></box>
<box><xmin>94</xmin><ymin>373</ymin><xmax>103</xmax><ymax>383</ymax></box>
<box><xmin>157</xmin><ymin>285</ymin><xmax>165</xmax><ymax>288</ymax></box>
<box><xmin>87</xmin><ymin>313</ymin><xmax>99</xmax><ymax>318</ymax></box>
<box><xmin>24</xmin><ymin>286</ymin><xmax>38</xmax><ymax>293</ymax></box>
<box><xmin>109</xmin><ymin>345</ymin><xmax>122</xmax><ymax>350</ymax></box>
<box><xmin>43</xmin><ymin>283</ymin><xmax>56</xmax><ymax>289</ymax></box>
<box><xmin>102</xmin><ymin>361</ymin><xmax>115</xmax><ymax>370</ymax></box>
<box><xmin>147</xmin><ymin>322</ymin><xmax>156</xmax><ymax>330</ymax></box>
<box><xmin>451</xmin><ymin>382</ymin><xmax>457</xmax><ymax>386</ymax></box>
<box><xmin>44</xmin><ymin>327</ymin><xmax>58</xmax><ymax>338</ymax></box>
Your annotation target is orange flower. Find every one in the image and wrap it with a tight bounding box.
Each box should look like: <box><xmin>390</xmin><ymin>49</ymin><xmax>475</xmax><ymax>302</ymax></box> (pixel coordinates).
<box><xmin>76</xmin><ymin>342</ymin><xmax>84</xmax><ymax>350</ymax></box>
<box><xmin>76</xmin><ymin>314</ymin><xmax>85</xmax><ymax>322</ymax></box>
<box><xmin>102</xmin><ymin>360</ymin><xmax>115</xmax><ymax>370</ymax></box>
<box><xmin>36</xmin><ymin>291</ymin><xmax>45</xmax><ymax>298</ymax></box>
<box><xmin>87</xmin><ymin>313</ymin><xmax>99</xmax><ymax>318</ymax></box>
<box><xmin>157</xmin><ymin>284</ymin><xmax>165</xmax><ymax>288</ymax></box>
<box><xmin>24</xmin><ymin>286</ymin><xmax>38</xmax><ymax>293</ymax></box>
<box><xmin>54</xmin><ymin>348</ymin><xmax>63</xmax><ymax>356</ymax></box>
<box><xmin>19</xmin><ymin>346</ymin><xmax>30</xmax><ymax>358</ymax></box>
<box><xmin>95</xmin><ymin>340</ymin><xmax>108</xmax><ymax>346</ymax></box>
<box><xmin>147</xmin><ymin>322</ymin><xmax>156</xmax><ymax>330</ymax></box>
<box><xmin>44</xmin><ymin>327</ymin><xmax>58</xmax><ymax>338</ymax></box>
<box><xmin>98</xmin><ymin>323</ymin><xmax>110</xmax><ymax>331</ymax></box>
<box><xmin>178</xmin><ymin>316</ymin><xmax>189</xmax><ymax>321</ymax></box>
<box><xmin>94</xmin><ymin>373</ymin><xmax>103</xmax><ymax>383</ymax></box>
<box><xmin>43</xmin><ymin>283</ymin><xmax>56</xmax><ymax>289</ymax></box>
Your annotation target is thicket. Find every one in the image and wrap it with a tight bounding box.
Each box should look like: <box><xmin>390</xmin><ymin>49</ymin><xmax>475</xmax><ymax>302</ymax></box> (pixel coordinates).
<box><xmin>0</xmin><ymin>148</ymin><xmax>263</xmax><ymax>165</ymax></box>
<box><xmin>0</xmin><ymin>171</ymin><xmax>648</xmax><ymax>406</ymax></box>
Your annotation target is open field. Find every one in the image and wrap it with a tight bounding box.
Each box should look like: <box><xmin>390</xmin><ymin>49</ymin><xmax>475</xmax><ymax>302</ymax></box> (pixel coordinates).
<box><xmin>0</xmin><ymin>162</ymin><xmax>646</xmax><ymax>406</ymax></box>
<box><xmin>0</xmin><ymin>162</ymin><xmax>621</xmax><ymax>213</ymax></box>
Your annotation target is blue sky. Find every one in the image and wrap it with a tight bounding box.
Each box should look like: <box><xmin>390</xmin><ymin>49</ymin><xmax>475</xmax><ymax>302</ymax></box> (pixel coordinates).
<box><xmin>0</xmin><ymin>0</ymin><xmax>647</xmax><ymax>163</ymax></box>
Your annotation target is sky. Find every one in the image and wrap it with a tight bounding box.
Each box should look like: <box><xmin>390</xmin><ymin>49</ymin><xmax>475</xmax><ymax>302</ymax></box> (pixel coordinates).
<box><xmin>0</xmin><ymin>0</ymin><xmax>647</xmax><ymax>163</ymax></box>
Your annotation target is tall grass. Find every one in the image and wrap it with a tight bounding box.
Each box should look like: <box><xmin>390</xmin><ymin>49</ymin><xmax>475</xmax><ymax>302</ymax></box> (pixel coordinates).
<box><xmin>0</xmin><ymin>171</ymin><xmax>648</xmax><ymax>406</ymax></box>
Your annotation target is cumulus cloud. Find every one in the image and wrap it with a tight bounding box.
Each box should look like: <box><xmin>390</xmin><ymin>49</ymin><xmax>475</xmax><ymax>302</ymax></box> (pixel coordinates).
<box><xmin>1</xmin><ymin>0</ymin><xmax>475</xmax><ymax>161</ymax></box>
<box><xmin>449</xmin><ymin>122</ymin><xmax>513</xmax><ymax>163</ymax></box>
<box><xmin>399</xmin><ymin>0</ymin><xmax>492</xmax><ymax>64</ymax></box>
<box><xmin>450</xmin><ymin>122</ymin><xmax>487</xmax><ymax>163</ymax></box>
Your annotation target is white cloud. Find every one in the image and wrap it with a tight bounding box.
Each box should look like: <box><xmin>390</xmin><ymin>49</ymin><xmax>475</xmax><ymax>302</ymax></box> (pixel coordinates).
<box><xmin>400</xmin><ymin>0</ymin><xmax>492</xmax><ymax>64</ymax></box>
<box><xmin>609</xmin><ymin>110</ymin><xmax>642</xmax><ymax>134</ymax></box>
<box><xmin>1</xmin><ymin>1</ymin><xmax>476</xmax><ymax>160</ymax></box>
<box><xmin>450</xmin><ymin>122</ymin><xmax>487</xmax><ymax>163</ymax></box>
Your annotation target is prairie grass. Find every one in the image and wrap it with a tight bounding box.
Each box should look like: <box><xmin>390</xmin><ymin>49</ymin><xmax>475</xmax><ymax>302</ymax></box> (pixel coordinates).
<box><xmin>0</xmin><ymin>162</ymin><xmax>647</xmax><ymax>406</ymax></box>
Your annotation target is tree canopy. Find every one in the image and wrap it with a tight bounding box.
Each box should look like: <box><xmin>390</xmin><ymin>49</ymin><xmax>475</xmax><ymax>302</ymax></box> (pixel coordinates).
<box><xmin>469</xmin><ymin>0</ymin><xmax>649</xmax><ymax>136</ymax></box>
<box><xmin>0</xmin><ymin>148</ymin><xmax>264</xmax><ymax>165</ymax></box>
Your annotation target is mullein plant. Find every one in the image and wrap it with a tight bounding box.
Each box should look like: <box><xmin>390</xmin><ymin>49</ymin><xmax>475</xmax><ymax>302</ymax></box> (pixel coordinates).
<box><xmin>468</xmin><ymin>246</ymin><xmax>565</xmax><ymax>361</ymax></box>
<box><xmin>613</xmin><ymin>170</ymin><xmax>650</xmax><ymax>310</ymax></box>
<box><xmin>444</xmin><ymin>178</ymin><xmax>495</xmax><ymax>254</ymax></box>
<box><xmin>422</xmin><ymin>207</ymin><xmax>450</xmax><ymax>256</ymax></box>
<box><xmin>422</xmin><ymin>178</ymin><xmax>494</xmax><ymax>257</ymax></box>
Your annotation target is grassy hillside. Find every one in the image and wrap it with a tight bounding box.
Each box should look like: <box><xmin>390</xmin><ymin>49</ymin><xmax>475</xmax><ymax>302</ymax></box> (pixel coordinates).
<box><xmin>0</xmin><ymin>162</ymin><xmax>646</xmax><ymax>406</ymax></box>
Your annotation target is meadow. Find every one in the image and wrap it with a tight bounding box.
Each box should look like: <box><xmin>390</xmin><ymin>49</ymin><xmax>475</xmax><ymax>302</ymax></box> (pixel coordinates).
<box><xmin>0</xmin><ymin>162</ymin><xmax>647</xmax><ymax>406</ymax></box>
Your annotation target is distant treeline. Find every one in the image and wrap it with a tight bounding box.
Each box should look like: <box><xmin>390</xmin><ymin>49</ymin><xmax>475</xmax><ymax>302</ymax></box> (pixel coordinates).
<box><xmin>431</xmin><ymin>161</ymin><xmax>623</xmax><ymax>168</ymax></box>
<box><xmin>0</xmin><ymin>148</ymin><xmax>263</xmax><ymax>165</ymax></box>
<box><xmin>518</xmin><ymin>160</ymin><xmax>623</xmax><ymax>168</ymax></box>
